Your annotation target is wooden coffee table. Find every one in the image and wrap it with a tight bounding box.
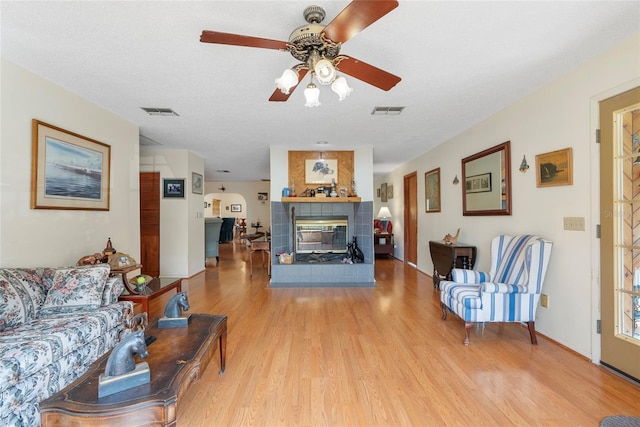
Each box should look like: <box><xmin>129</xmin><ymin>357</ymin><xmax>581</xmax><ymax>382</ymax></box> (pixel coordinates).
<box><xmin>118</xmin><ymin>277</ymin><xmax>182</xmax><ymax>314</ymax></box>
<box><xmin>40</xmin><ymin>314</ymin><xmax>227</xmax><ymax>427</ymax></box>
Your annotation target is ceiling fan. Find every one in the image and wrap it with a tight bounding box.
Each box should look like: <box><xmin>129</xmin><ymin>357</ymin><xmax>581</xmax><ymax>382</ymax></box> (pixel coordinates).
<box><xmin>200</xmin><ymin>0</ymin><xmax>401</xmax><ymax>106</ymax></box>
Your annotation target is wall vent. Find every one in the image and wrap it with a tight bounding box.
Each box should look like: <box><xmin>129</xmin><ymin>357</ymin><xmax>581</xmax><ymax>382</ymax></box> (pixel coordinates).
<box><xmin>140</xmin><ymin>107</ymin><xmax>179</xmax><ymax>116</ymax></box>
<box><xmin>371</xmin><ymin>106</ymin><xmax>405</xmax><ymax>116</ymax></box>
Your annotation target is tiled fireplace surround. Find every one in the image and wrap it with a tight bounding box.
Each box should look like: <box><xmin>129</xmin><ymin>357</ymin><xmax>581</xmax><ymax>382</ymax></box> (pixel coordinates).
<box><xmin>270</xmin><ymin>201</ymin><xmax>375</xmax><ymax>287</ymax></box>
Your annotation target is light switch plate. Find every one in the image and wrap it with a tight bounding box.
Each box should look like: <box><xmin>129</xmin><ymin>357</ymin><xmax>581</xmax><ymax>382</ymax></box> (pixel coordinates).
<box><xmin>563</xmin><ymin>216</ymin><xmax>585</xmax><ymax>231</ymax></box>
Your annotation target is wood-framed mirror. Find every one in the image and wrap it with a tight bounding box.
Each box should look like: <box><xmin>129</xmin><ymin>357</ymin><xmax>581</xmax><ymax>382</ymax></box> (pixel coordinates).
<box><xmin>462</xmin><ymin>140</ymin><xmax>511</xmax><ymax>216</ymax></box>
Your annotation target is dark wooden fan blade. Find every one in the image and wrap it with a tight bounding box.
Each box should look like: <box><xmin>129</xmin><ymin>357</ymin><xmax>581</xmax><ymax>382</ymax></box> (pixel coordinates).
<box><xmin>269</xmin><ymin>69</ymin><xmax>308</xmax><ymax>102</ymax></box>
<box><xmin>322</xmin><ymin>0</ymin><xmax>398</xmax><ymax>44</ymax></box>
<box><xmin>336</xmin><ymin>56</ymin><xmax>400</xmax><ymax>91</ymax></box>
<box><xmin>200</xmin><ymin>30</ymin><xmax>288</xmax><ymax>50</ymax></box>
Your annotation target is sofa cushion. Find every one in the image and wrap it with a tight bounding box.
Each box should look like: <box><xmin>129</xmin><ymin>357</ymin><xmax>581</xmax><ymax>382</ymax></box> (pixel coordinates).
<box><xmin>41</xmin><ymin>265</ymin><xmax>109</xmax><ymax>315</ymax></box>
<box><xmin>101</xmin><ymin>276</ymin><xmax>124</xmax><ymax>306</ymax></box>
<box><xmin>0</xmin><ymin>278</ymin><xmax>28</xmax><ymax>331</ymax></box>
<box><xmin>0</xmin><ymin>302</ymin><xmax>130</xmax><ymax>394</ymax></box>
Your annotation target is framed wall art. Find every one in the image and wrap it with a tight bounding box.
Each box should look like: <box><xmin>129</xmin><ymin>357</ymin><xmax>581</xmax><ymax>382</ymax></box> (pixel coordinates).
<box><xmin>387</xmin><ymin>184</ymin><xmax>394</xmax><ymax>199</ymax></box>
<box><xmin>258</xmin><ymin>192</ymin><xmax>268</xmax><ymax>201</ymax></box>
<box><xmin>535</xmin><ymin>147</ymin><xmax>573</xmax><ymax>187</ymax></box>
<box><xmin>31</xmin><ymin>119</ymin><xmax>111</xmax><ymax>210</ymax></box>
<box><xmin>163</xmin><ymin>179</ymin><xmax>185</xmax><ymax>198</ymax></box>
<box><xmin>305</xmin><ymin>159</ymin><xmax>338</xmax><ymax>184</ymax></box>
<box><xmin>192</xmin><ymin>172</ymin><xmax>203</xmax><ymax>194</ymax></box>
<box><xmin>380</xmin><ymin>182</ymin><xmax>388</xmax><ymax>202</ymax></box>
<box><xmin>231</xmin><ymin>204</ymin><xmax>242</xmax><ymax>212</ymax></box>
<box><xmin>425</xmin><ymin>168</ymin><xmax>441</xmax><ymax>212</ymax></box>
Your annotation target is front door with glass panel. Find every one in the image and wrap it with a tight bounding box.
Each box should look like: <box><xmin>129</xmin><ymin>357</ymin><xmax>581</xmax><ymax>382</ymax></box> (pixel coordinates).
<box><xmin>600</xmin><ymin>86</ymin><xmax>640</xmax><ymax>380</ymax></box>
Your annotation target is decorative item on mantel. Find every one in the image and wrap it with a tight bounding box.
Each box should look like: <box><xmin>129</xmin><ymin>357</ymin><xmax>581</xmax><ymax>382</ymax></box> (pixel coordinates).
<box><xmin>158</xmin><ymin>291</ymin><xmax>191</xmax><ymax>328</ymax></box>
<box><xmin>98</xmin><ymin>330</ymin><xmax>150</xmax><ymax>398</ymax></box>
<box><xmin>443</xmin><ymin>228</ymin><xmax>460</xmax><ymax>245</ymax></box>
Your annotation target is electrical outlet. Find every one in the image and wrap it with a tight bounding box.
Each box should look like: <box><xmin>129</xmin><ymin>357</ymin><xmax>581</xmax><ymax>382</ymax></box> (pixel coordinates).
<box><xmin>541</xmin><ymin>293</ymin><xmax>549</xmax><ymax>308</ymax></box>
<box><xmin>563</xmin><ymin>216</ymin><xmax>585</xmax><ymax>231</ymax></box>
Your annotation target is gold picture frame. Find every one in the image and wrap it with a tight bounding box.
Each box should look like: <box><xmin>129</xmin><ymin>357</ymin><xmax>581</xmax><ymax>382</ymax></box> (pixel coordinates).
<box><xmin>535</xmin><ymin>147</ymin><xmax>573</xmax><ymax>187</ymax></box>
<box><xmin>425</xmin><ymin>168</ymin><xmax>441</xmax><ymax>212</ymax></box>
<box><xmin>31</xmin><ymin>119</ymin><xmax>111</xmax><ymax>210</ymax></box>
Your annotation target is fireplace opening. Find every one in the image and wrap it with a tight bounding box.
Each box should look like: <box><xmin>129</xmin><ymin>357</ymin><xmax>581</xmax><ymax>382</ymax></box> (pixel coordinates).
<box><xmin>295</xmin><ymin>217</ymin><xmax>348</xmax><ymax>258</ymax></box>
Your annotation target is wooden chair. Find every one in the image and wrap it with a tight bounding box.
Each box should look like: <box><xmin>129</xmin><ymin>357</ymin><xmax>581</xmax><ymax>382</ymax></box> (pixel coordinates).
<box><xmin>249</xmin><ymin>240</ymin><xmax>270</xmax><ymax>278</ymax></box>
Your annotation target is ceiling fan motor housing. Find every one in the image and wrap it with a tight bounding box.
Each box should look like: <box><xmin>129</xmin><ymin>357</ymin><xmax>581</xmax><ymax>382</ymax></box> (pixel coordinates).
<box><xmin>288</xmin><ymin>6</ymin><xmax>341</xmax><ymax>63</ymax></box>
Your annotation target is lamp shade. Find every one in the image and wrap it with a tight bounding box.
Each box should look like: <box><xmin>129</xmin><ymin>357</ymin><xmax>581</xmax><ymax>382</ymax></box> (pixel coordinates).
<box><xmin>377</xmin><ymin>207</ymin><xmax>392</xmax><ymax>219</ymax></box>
<box><xmin>304</xmin><ymin>83</ymin><xmax>321</xmax><ymax>107</ymax></box>
<box><xmin>275</xmin><ymin>69</ymin><xmax>298</xmax><ymax>95</ymax></box>
<box><xmin>314</xmin><ymin>58</ymin><xmax>336</xmax><ymax>85</ymax></box>
<box><xmin>331</xmin><ymin>76</ymin><xmax>353</xmax><ymax>101</ymax></box>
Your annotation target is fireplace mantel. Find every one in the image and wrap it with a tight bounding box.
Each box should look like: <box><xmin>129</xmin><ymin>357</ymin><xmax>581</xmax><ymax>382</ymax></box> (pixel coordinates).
<box><xmin>280</xmin><ymin>197</ymin><xmax>361</xmax><ymax>203</ymax></box>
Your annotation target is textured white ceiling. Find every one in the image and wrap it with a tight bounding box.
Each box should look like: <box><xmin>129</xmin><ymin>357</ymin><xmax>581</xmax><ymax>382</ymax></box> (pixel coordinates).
<box><xmin>2</xmin><ymin>1</ymin><xmax>639</xmax><ymax>181</ymax></box>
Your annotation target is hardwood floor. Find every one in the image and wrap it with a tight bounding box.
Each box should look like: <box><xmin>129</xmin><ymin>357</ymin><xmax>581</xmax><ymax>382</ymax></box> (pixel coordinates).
<box><xmin>144</xmin><ymin>240</ymin><xmax>640</xmax><ymax>426</ymax></box>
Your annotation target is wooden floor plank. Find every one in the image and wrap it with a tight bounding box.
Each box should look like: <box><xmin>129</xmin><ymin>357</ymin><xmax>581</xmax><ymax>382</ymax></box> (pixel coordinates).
<box><xmin>140</xmin><ymin>241</ymin><xmax>640</xmax><ymax>426</ymax></box>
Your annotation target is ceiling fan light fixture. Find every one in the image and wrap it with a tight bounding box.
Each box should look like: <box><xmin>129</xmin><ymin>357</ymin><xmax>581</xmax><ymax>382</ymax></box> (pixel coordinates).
<box><xmin>314</xmin><ymin>58</ymin><xmax>336</xmax><ymax>85</ymax></box>
<box><xmin>304</xmin><ymin>82</ymin><xmax>321</xmax><ymax>107</ymax></box>
<box><xmin>275</xmin><ymin>69</ymin><xmax>299</xmax><ymax>95</ymax></box>
<box><xmin>331</xmin><ymin>76</ymin><xmax>353</xmax><ymax>101</ymax></box>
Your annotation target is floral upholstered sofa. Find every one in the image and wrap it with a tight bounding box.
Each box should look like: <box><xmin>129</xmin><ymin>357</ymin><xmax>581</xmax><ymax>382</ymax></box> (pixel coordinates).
<box><xmin>0</xmin><ymin>265</ymin><xmax>135</xmax><ymax>426</ymax></box>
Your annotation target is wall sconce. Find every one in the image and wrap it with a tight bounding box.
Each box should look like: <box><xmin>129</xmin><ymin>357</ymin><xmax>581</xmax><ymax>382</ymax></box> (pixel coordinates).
<box><xmin>452</xmin><ymin>175</ymin><xmax>459</xmax><ymax>185</ymax></box>
<box><xmin>519</xmin><ymin>155</ymin><xmax>530</xmax><ymax>173</ymax></box>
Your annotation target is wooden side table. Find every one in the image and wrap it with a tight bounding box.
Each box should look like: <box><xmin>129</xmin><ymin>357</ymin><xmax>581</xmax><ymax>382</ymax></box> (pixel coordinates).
<box><xmin>374</xmin><ymin>233</ymin><xmax>394</xmax><ymax>257</ymax></box>
<box><xmin>429</xmin><ymin>240</ymin><xmax>477</xmax><ymax>289</ymax></box>
<box><xmin>118</xmin><ymin>277</ymin><xmax>182</xmax><ymax>314</ymax></box>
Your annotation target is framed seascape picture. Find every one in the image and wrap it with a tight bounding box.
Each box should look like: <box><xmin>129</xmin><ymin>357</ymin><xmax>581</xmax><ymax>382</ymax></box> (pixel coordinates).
<box><xmin>31</xmin><ymin>119</ymin><xmax>111</xmax><ymax>210</ymax></box>
<box><xmin>535</xmin><ymin>147</ymin><xmax>573</xmax><ymax>187</ymax></box>
<box><xmin>425</xmin><ymin>168</ymin><xmax>441</xmax><ymax>212</ymax></box>
<box><xmin>305</xmin><ymin>159</ymin><xmax>338</xmax><ymax>184</ymax></box>
<box><xmin>192</xmin><ymin>172</ymin><xmax>203</xmax><ymax>194</ymax></box>
<box><xmin>465</xmin><ymin>172</ymin><xmax>492</xmax><ymax>194</ymax></box>
<box><xmin>231</xmin><ymin>204</ymin><xmax>242</xmax><ymax>212</ymax></box>
<box><xmin>163</xmin><ymin>179</ymin><xmax>185</xmax><ymax>198</ymax></box>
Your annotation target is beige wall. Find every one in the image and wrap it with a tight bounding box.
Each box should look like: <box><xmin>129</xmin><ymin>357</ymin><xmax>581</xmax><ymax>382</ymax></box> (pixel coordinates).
<box><xmin>139</xmin><ymin>148</ymin><xmax>205</xmax><ymax>278</ymax></box>
<box><xmin>0</xmin><ymin>60</ymin><xmax>140</xmax><ymax>267</ymax></box>
<box><xmin>374</xmin><ymin>33</ymin><xmax>640</xmax><ymax>360</ymax></box>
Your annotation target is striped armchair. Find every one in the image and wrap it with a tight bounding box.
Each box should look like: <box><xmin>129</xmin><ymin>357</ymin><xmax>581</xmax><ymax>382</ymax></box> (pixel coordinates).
<box><xmin>440</xmin><ymin>235</ymin><xmax>552</xmax><ymax>345</ymax></box>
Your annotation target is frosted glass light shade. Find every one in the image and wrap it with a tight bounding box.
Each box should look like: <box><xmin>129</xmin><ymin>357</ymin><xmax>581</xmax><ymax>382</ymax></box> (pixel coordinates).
<box><xmin>314</xmin><ymin>59</ymin><xmax>336</xmax><ymax>84</ymax></box>
<box><xmin>275</xmin><ymin>69</ymin><xmax>298</xmax><ymax>94</ymax></box>
<box><xmin>331</xmin><ymin>76</ymin><xmax>353</xmax><ymax>101</ymax></box>
<box><xmin>304</xmin><ymin>83</ymin><xmax>320</xmax><ymax>107</ymax></box>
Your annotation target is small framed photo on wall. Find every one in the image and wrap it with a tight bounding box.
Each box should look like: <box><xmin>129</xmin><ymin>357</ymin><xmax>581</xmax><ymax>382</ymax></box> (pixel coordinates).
<box><xmin>535</xmin><ymin>147</ymin><xmax>573</xmax><ymax>187</ymax></box>
<box><xmin>163</xmin><ymin>179</ymin><xmax>185</xmax><ymax>198</ymax></box>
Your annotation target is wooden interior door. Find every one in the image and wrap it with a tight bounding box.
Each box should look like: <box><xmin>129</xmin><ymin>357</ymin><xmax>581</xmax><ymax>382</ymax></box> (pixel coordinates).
<box><xmin>404</xmin><ymin>172</ymin><xmax>418</xmax><ymax>266</ymax></box>
<box><xmin>140</xmin><ymin>172</ymin><xmax>160</xmax><ymax>277</ymax></box>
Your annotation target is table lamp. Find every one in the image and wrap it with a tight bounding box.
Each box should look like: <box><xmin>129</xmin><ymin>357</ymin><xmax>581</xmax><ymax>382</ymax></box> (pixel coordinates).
<box><xmin>377</xmin><ymin>207</ymin><xmax>392</xmax><ymax>233</ymax></box>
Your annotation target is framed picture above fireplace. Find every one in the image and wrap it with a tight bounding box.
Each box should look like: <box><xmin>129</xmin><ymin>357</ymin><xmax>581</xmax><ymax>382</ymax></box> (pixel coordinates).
<box><xmin>305</xmin><ymin>159</ymin><xmax>338</xmax><ymax>184</ymax></box>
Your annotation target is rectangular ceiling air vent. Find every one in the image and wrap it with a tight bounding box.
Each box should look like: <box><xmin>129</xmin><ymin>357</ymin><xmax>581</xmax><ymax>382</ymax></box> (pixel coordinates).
<box><xmin>371</xmin><ymin>106</ymin><xmax>405</xmax><ymax>116</ymax></box>
<box><xmin>140</xmin><ymin>107</ymin><xmax>179</xmax><ymax>116</ymax></box>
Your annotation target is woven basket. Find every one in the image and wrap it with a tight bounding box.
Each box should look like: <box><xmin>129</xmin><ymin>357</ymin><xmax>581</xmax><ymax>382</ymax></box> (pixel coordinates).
<box><xmin>279</xmin><ymin>254</ymin><xmax>294</xmax><ymax>264</ymax></box>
